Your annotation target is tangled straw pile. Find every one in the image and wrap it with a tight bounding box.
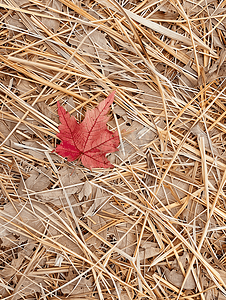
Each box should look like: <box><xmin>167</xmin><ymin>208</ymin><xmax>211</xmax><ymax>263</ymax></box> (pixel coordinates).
<box><xmin>0</xmin><ymin>0</ymin><xmax>226</xmax><ymax>299</ymax></box>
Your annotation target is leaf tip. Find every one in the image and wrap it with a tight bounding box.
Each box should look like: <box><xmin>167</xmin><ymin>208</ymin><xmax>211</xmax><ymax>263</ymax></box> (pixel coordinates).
<box><xmin>57</xmin><ymin>101</ymin><xmax>61</xmax><ymax>109</ymax></box>
<box><xmin>108</xmin><ymin>90</ymin><xmax>116</xmax><ymax>102</ymax></box>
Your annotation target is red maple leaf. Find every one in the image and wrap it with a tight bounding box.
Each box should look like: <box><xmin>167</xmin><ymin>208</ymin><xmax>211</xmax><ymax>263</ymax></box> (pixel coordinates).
<box><xmin>55</xmin><ymin>92</ymin><xmax>119</xmax><ymax>169</ymax></box>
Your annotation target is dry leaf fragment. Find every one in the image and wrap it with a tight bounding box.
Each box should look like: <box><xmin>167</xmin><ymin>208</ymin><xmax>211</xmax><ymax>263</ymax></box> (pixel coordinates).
<box><xmin>78</xmin><ymin>181</ymin><xmax>92</xmax><ymax>200</ymax></box>
<box><xmin>16</xmin><ymin>79</ymin><xmax>33</xmax><ymax>94</ymax></box>
<box><xmin>5</xmin><ymin>13</ymin><xmax>26</xmax><ymax>37</ymax></box>
<box><xmin>164</xmin><ymin>268</ymin><xmax>196</xmax><ymax>290</ymax></box>
<box><xmin>36</xmin><ymin>167</ymin><xmax>84</xmax><ymax>202</ymax></box>
<box><xmin>60</xmin><ymin>166</ymin><xmax>84</xmax><ymax>194</ymax></box>
<box><xmin>0</xmin><ymin>233</ymin><xmax>17</xmax><ymax>248</ymax></box>
<box><xmin>139</xmin><ymin>247</ymin><xmax>160</xmax><ymax>261</ymax></box>
<box><xmin>2</xmin><ymin>252</ymin><xmax>24</xmax><ymax>278</ymax></box>
<box><xmin>13</xmin><ymin>277</ymin><xmax>48</xmax><ymax>300</ymax></box>
<box><xmin>113</xmin><ymin>105</ymin><xmax>128</xmax><ymax>122</ymax></box>
<box><xmin>118</xmin><ymin>224</ymin><xmax>136</xmax><ymax>256</ymax></box>
<box><xmin>84</xmin><ymin>187</ymin><xmax>109</xmax><ymax>217</ymax></box>
<box><xmin>18</xmin><ymin>140</ymin><xmax>47</xmax><ymax>160</ymax></box>
<box><xmin>41</xmin><ymin>0</ymin><xmax>62</xmax><ymax>32</ymax></box>
<box><xmin>0</xmin><ymin>120</ymin><xmax>18</xmax><ymax>146</ymax></box>
<box><xmin>61</xmin><ymin>268</ymin><xmax>93</xmax><ymax>295</ymax></box>
<box><xmin>37</xmin><ymin>102</ymin><xmax>59</xmax><ymax>123</ymax></box>
<box><xmin>18</xmin><ymin>167</ymin><xmax>52</xmax><ymax>195</ymax></box>
<box><xmin>0</xmin><ymin>202</ymin><xmax>49</xmax><ymax>241</ymax></box>
<box><xmin>69</xmin><ymin>29</ymin><xmax>109</xmax><ymax>60</ymax></box>
<box><xmin>85</xmin><ymin>214</ymin><xmax>108</xmax><ymax>248</ymax></box>
<box><xmin>139</xmin><ymin>241</ymin><xmax>160</xmax><ymax>260</ymax></box>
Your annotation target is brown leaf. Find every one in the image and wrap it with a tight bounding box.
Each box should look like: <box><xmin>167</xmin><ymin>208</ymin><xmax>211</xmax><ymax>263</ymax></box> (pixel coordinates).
<box><xmin>41</xmin><ymin>0</ymin><xmax>62</xmax><ymax>32</ymax></box>
<box><xmin>118</xmin><ymin>224</ymin><xmax>136</xmax><ymax>256</ymax></box>
<box><xmin>85</xmin><ymin>214</ymin><xmax>107</xmax><ymax>248</ymax></box>
<box><xmin>18</xmin><ymin>167</ymin><xmax>52</xmax><ymax>195</ymax></box>
<box><xmin>139</xmin><ymin>241</ymin><xmax>160</xmax><ymax>260</ymax></box>
<box><xmin>36</xmin><ymin>167</ymin><xmax>84</xmax><ymax>202</ymax></box>
<box><xmin>61</xmin><ymin>268</ymin><xmax>93</xmax><ymax>295</ymax></box>
<box><xmin>78</xmin><ymin>181</ymin><xmax>92</xmax><ymax>200</ymax></box>
<box><xmin>2</xmin><ymin>252</ymin><xmax>24</xmax><ymax>278</ymax></box>
<box><xmin>84</xmin><ymin>187</ymin><xmax>109</xmax><ymax>217</ymax></box>
<box><xmin>164</xmin><ymin>268</ymin><xmax>196</xmax><ymax>290</ymax></box>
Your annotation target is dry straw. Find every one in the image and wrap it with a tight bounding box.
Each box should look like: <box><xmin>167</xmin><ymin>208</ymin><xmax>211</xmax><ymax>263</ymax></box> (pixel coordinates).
<box><xmin>0</xmin><ymin>0</ymin><xmax>226</xmax><ymax>299</ymax></box>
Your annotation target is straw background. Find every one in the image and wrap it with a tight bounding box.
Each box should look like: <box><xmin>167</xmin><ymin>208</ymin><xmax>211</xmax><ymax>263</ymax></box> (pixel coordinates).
<box><xmin>0</xmin><ymin>0</ymin><xmax>226</xmax><ymax>299</ymax></box>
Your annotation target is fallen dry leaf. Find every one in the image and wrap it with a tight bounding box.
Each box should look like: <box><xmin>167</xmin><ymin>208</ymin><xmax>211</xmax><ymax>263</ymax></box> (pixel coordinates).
<box><xmin>164</xmin><ymin>268</ymin><xmax>196</xmax><ymax>290</ymax></box>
